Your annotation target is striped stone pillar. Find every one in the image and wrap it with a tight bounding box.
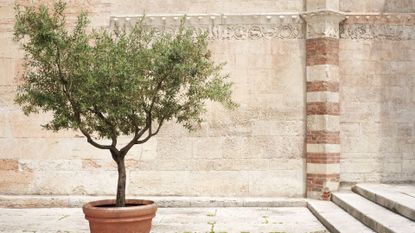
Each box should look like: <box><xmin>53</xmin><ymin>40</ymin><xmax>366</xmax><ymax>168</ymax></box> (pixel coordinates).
<box><xmin>302</xmin><ymin>5</ymin><xmax>345</xmax><ymax>200</ymax></box>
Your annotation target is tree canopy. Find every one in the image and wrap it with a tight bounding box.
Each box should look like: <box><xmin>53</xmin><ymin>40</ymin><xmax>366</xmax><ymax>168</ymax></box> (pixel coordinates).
<box><xmin>14</xmin><ymin>1</ymin><xmax>236</xmax><ymax>154</ymax></box>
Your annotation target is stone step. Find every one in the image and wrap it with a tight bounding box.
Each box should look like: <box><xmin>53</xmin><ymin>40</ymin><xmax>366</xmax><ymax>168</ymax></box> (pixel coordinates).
<box><xmin>332</xmin><ymin>192</ymin><xmax>415</xmax><ymax>233</ymax></box>
<box><xmin>353</xmin><ymin>183</ymin><xmax>415</xmax><ymax>221</ymax></box>
<box><xmin>307</xmin><ymin>200</ymin><xmax>375</xmax><ymax>233</ymax></box>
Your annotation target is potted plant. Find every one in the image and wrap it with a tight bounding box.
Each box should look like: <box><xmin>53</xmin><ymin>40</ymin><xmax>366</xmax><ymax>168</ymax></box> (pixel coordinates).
<box><xmin>13</xmin><ymin>1</ymin><xmax>236</xmax><ymax>233</ymax></box>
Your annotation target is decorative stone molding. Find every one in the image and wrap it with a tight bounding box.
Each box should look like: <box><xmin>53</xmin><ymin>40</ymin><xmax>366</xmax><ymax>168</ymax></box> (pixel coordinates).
<box><xmin>301</xmin><ymin>10</ymin><xmax>345</xmax><ymax>39</ymax></box>
<box><xmin>340</xmin><ymin>14</ymin><xmax>415</xmax><ymax>40</ymax></box>
<box><xmin>109</xmin><ymin>13</ymin><xmax>415</xmax><ymax>41</ymax></box>
<box><xmin>109</xmin><ymin>14</ymin><xmax>305</xmax><ymax>40</ymax></box>
<box><xmin>343</xmin><ymin>14</ymin><xmax>415</xmax><ymax>24</ymax></box>
<box><xmin>340</xmin><ymin>24</ymin><xmax>415</xmax><ymax>40</ymax></box>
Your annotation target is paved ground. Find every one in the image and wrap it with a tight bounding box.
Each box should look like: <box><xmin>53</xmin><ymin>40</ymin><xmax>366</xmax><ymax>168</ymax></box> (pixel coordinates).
<box><xmin>0</xmin><ymin>207</ymin><xmax>328</xmax><ymax>233</ymax></box>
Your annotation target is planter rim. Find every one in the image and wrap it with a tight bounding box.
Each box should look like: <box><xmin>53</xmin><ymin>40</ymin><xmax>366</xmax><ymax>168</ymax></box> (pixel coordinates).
<box><xmin>83</xmin><ymin>199</ymin><xmax>157</xmax><ymax>219</ymax></box>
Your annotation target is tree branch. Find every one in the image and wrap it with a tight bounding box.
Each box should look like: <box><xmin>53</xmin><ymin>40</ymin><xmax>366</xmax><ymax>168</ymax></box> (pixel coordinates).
<box><xmin>78</xmin><ymin>126</ymin><xmax>113</xmax><ymax>150</ymax></box>
<box><xmin>148</xmin><ymin>76</ymin><xmax>164</xmax><ymax>111</ymax></box>
<box><xmin>119</xmin><ymin>77</ymin><xmax>162</xmax><ymax>155</ymax></box>
<box><xmin>54</xmin><ymin>44</ymin><xmax>116</xmax><ymax>152</ymax></box>
<box><xmin>87</xmin><ymin>106</ymin><xmax>118</xmax><ymax>147</ymax></box>
<box><xmin>127</xmin><ymin>113</ymin><xmax>139</xmax><ymax>135</ymax></box>
<box><xmin>119</xmin><ymin>124</ymin><xmax>148</xmax><ymax>155</ymax></box>
<box><xmin>136</xmin><ymin>117</ymin><xmax>164</xmax><ymax>144</ymax></box>
<box><xmin>119</xmin><ymin>110</ymin><xmax>151</xmax><ymax>155</ymax></box>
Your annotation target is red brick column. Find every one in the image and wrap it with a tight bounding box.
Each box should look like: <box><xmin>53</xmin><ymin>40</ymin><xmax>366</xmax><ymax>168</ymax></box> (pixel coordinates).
<box><xmin>302</xmin><ymin>10</ymin><xmax>345</xmax><ymax>200</ymax></box>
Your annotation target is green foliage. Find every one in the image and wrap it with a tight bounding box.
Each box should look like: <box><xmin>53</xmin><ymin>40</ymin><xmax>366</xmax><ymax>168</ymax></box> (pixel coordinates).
<box><xmin>14</xmin><ymin>1</ymin><xmax>236</xmax><ymax>152</ymax></box>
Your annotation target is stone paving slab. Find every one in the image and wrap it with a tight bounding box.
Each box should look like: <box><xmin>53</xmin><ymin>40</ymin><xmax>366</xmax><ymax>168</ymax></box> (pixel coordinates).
<box><xmin>0</xmin><ymin>207</ymin><xmax>328</xmax><ymax>233</ymax></box>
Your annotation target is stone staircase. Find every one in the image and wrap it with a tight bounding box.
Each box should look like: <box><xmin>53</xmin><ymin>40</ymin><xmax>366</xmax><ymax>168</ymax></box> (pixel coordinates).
<box><xmin>308</xmin><ymin>183</ymin><xmax>415</xmax><ymax>233</ymax></box>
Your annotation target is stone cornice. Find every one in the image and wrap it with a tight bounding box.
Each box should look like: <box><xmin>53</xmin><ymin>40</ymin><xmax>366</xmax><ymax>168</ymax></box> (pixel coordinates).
<box><xmin>301</xmin><ymin>10</ymin><xmax>345</xmax><ymax>23</ymax></box>
<box><xmin>344</xmin><ymin>13</ymin><xmax>415</xmax><ymax>24</ymax></box>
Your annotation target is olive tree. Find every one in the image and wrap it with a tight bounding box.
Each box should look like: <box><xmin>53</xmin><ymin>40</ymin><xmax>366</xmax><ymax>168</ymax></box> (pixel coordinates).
<box><xmin>14</xmin><ymin>1</ymin><xmax>236</xmax><ymax>207</ymax></box>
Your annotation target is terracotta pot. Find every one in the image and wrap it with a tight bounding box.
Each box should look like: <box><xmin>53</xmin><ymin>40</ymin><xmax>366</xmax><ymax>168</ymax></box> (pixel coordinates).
<box><xmin>83</xmin><ymin>199</ymin><xmax>157</xmax><ymax>233</ymax></box>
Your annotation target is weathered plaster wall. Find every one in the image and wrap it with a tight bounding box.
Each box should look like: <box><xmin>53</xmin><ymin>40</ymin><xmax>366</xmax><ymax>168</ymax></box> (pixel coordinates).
<box><xmin>0</xmin><ymin>0</ymin><xmax>306</xmax><ymax>197</ymax></box>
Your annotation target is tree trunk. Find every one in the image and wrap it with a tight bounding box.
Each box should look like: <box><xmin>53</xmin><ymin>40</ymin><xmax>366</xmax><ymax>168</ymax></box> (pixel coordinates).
<box><xmin>115</xmin><ymin>156</ymin><xmax>126</xmax><ymax>207</ymax></box>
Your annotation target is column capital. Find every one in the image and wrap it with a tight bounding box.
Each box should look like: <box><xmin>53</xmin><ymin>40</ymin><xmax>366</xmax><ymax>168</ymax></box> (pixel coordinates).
<box><xmin>301</xmin><ymin>10</ymin><xmax>345</xmax><ymax>39</ymax></box>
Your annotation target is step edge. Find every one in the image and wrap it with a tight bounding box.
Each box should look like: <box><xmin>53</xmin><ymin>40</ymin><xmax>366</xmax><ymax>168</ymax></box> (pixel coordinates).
<box><xmin>353</xmin><ymin>184</ymin><xmax>415</xmax><ymax>221</ymax></box>
<box><xmin>307</xmin><ymin>202</ymin><xmax>341</xmax><ymax>233</ymax></box>
<box><xmin>332</xmin><ymin>193</ymin><xmax>396</xmax><ymax>233</ymax></box>
<box><xmin>307</xmin><ymin>201</ymin><xmax>376</xmax><ymax>233</ymax></box>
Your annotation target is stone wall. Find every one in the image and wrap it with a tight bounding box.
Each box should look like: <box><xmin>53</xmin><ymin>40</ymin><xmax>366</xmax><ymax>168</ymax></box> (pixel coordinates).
<box><xmin>340</xmin><ymin>0</ymin><xmax>415</xmax><ymax>13</ymax></box>
<box><xmin>338</xmin><ymin>3</ymin><xmax>415</xmax><ymax>184</ymax></box>
<box><xmin>0</xmin><ymin>0</ymin><xmax>414</xmax><ymax>198</ymax></box>
<box><xmin>339</xmin><ymin>16</ymin><xmax>415</xmax><ymax>183</ymax></box>
<box><xmin>0</xmin><ymin>0</ymin><xmax>306</xmax><ymax>197</ymax></box>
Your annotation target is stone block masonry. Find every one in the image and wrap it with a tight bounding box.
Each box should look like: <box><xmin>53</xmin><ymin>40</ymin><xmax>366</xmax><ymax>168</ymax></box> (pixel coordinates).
<box><xmin>306</xmin><ymin>38</ymin><xmax>340</xmax><ymax>66</ymax></box>
<box><xmin>0</xmin><ymin>0</ymin><xmax>414</xmax><ymax>199</ymax></box>
<box><xmin>302</xmin><ymin>3</ymin><xmax>345</xmax><ymax>200</ymax></box>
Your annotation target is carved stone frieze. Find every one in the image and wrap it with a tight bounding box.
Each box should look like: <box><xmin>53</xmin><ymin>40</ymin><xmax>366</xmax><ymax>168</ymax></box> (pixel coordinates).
<box><xmin>109</xmin><ymin>13</ymin><xmax>415</xmax><ymax>41</ymax></box>
<box><xmin>340</xmin><ymin>14</ymin><xmax>415</xmax><ymax>40</ymax></box>
<box><xmin>340</xmin><ymin>24</ymin><xmax>415</xmax><ymax>40</ymax></box>
<box><xmin>110</xmin><ymin>14</ymin><xmax>305</xmax><ymax>40</ymax></box>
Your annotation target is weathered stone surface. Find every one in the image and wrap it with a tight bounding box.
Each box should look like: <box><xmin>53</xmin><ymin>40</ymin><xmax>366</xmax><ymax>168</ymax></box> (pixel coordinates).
<box><xmin>340</xmin><ymin>0</ymin><xmax>415</xmax><ymax>13</ymax></box>
<box><xmin>307</xmin><ymin>131</ymin><xmax>340</xmax><ymax>144</ymax></box>
<box><xmin>304</xmin><ymin>14</ymin><xmax>341</xmax><ymax>201</ymax></box>
<box><xmin>308</xmin><ymin>115</ymin><xmax>340</xmax><ymax>132</ymax></box>
<box><xmin>307</xmin><ymin>92</ymin><xmax>340</xmax><ymax>105</ymax></box>
<box><xmin>0</xmin><ymin>195</ymin><xmax>307</xmax><ymax>208</ymax></box>
<box><xmin>307</xmin><ymin>81</ymin><xmax>340</xmax><ymax>92</ymax></box>
<box><xmin>332</xmin><ymin>192</ymin><xmax>415</xmax><ymax>233</ymax></box>
<box><xmin>31</xmin><ymin>170</ymin><xmax>118</xmax><ymax>195</ymax></box>
<box><xmin>307</xmin><ymin>153</ymin><xmax>340</xmax><ymax>163</ymax></box>
<box><xmin>156</xmin><ymin>136</ymin><xmax>193</xmax><ymax>159</ymax></box>
<box><xmin>339</xmin><ymin>37</ymin><xmax>415</xmax><ymax>183</ymax></box>
<box><xmin>307</xmin><ymin>38</ymin><xmax>340</xmax><ymax>65</ymax></box>
<box><xmin>307</xmin><ymin>163</ymin><xmax>340</xmax><ymax>174</ymax></box>
<box><xmin>248</xmin><ymin>170</ymin><xmax>305</xmax><ymax>197</ymax></box>
<box><xmin>0</xmin><ymin>170</ymin><xmax>34</xmax><ymax>194</ymax></box>
<box><xmin>353</xmin><ymin>183</ymin><xmax>415</xmax><ymax>221</ymax></box>
<box><xmin>307</xmin><ymin>0</ymin><xmax>339</xmax><ymax>11</ymax></box>
<box><xmin>0</xmin><ymin>59</ymin><xmax>19</xmax><ymax>86</ymax></box>
<box><xmin>0</xmin><ymin>159</ymin><xmax>18</xmax><ymax>170</ymax></box>
<box><xmin>308</xmin><ymin>200</ymin><xmax>375</xmax><ymax>233</ymax></box>
<box><xmin>128</xmin><ymin>170</ymin><xmax>250</xmax><ymax>196</ymax></box>
<box><xmin>110</xmin><ymin>0</ymin><xmax>305</xmax><ymax>14</ymax></box>
<box><xmin>0</xmin><ymin>0</ymin><xmax>414</xmax><ymax>198</ymax></box>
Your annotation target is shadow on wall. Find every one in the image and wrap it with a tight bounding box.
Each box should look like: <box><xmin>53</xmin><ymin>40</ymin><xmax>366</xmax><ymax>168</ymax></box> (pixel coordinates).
<box><xmin>339</xmin><ymin>0</ymin><xmax>415</xmax><ymax>184</ymax></box>
<box><xmin>378</xmin><ymin>0</ymin><xmax>415</xmax><ymax>182</ymax></box>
